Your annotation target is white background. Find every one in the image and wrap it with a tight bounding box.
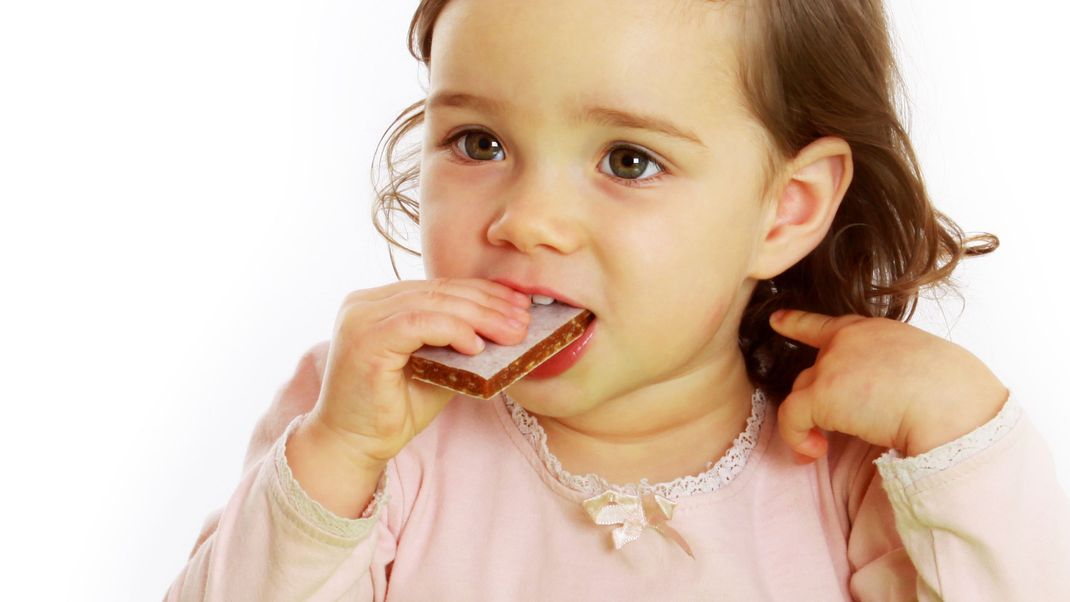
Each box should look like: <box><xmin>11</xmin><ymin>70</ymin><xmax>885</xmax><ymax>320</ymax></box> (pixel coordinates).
<box><xmin>1</xmin><ymin>1</ymin><xmax>1067</xmax><ymax>600</ymax></box>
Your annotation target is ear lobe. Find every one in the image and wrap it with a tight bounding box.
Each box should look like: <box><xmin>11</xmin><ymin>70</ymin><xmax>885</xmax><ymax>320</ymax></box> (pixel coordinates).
<box><xmin>751</xmin><ymin>137</ymin><xmax>853</xmax><ymax>280</ymax></box>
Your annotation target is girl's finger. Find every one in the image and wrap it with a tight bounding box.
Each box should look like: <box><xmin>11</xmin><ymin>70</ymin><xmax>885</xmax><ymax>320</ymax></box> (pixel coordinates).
<box><xmin>348</xmin><ymin>278</ymin><xmax>531</xmax><ymax>310</ymax></box>
<box><xmin>776</xmin><ymin>389</ymin><xmax>828</xmax><ymax>461</ymax></box>
<box><xmin>382</xmin><ymin>289</ymin><xmax>529</xmax><ymax>347</ymax></box>
<box><xmin>771</xmin><ymin>310</ymin><xmax>865</xmax><ymax>349</ymax></box>
<box><xmin>791</xmin><ymin>366</ymin><xmax>817</xmax><ymax>393</ymax></box>
<box><xmin>349</xmin><ymin>280</ymin><xmax>531</xmax><ymax>334</ymax></box>
<box><xmin>362</xmin><ymin>309</ymin><xmax>489</xmax><ymax>376</ymax></box>
<box><xmin>340</xmin><ymin>286</ymin><xmax>529</xmax><ymax>349</ymax></box>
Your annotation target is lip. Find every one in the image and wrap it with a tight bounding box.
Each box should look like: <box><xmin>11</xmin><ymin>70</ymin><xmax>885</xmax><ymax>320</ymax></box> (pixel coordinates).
<box><xmin>490</xmin><ymin>277</ymin><xmax>589</xmax><ymax>312</ymax></box>
<box><xmin>524</xmin><ymin>316</ymin><xmax>597</xmax><ymax>379</ymax></box>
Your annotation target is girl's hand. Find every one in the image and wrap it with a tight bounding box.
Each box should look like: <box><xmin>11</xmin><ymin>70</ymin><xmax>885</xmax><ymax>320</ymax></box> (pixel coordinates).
<box><xmin>768</xmin><ymin>309</ymin><xmax>1009</xmax><ymax>463</ymax></box>
<box><xmin>307</xmin><ymin>278</ymin><xmax>532</xmax><ymax>471</ymax></box>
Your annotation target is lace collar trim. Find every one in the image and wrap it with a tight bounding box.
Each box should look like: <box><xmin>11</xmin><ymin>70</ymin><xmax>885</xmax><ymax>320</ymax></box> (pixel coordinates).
<box><xmin>500</xmin><ymin>387</ymin><xmax>769</xmax><ymax>501</ymax></box>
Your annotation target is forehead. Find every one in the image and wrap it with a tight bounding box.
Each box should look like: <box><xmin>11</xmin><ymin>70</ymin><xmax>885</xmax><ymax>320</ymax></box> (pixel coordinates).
<box><xmin>428</xmin><ymin>0</ymin><xmax>749</xmax><ymax>130</ymax></box>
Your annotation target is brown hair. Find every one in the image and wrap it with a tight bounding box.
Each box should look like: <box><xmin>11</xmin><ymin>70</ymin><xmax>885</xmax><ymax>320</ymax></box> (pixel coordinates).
<box><xmin>370</xmin><ymin>0</ymin><xmax>998</xmax><ymax>403</ymax></box>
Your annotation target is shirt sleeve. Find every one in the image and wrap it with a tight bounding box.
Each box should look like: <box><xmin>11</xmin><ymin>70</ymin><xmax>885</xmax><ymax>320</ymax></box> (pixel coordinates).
<box><xmin>165</xmin><ymin>415</ymin><xmax>398</xmax><ymax>601</ymax></box>
<box><xmin>164</xmin><ymin>342</ymin><xmax>403</xmax><ymax>601</ymax></box>
<box><xmin>848</xmin><ymin>392</ymin><xmax>1070</xmax><ymax>601</ymax></box>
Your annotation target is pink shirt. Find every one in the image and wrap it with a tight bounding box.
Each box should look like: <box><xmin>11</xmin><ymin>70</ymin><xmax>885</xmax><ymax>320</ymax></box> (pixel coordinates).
<box><xmin>166</xmin><ymin>341</ymin><xmax>1070</xmax><ymax>600</ymax></box>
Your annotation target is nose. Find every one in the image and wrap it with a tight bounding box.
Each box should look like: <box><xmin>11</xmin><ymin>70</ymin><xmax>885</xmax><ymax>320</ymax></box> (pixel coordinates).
<box><xmin>485</xmin><ymin>170</ymin><xmax>585</xmax><ymax>255</ymax></box>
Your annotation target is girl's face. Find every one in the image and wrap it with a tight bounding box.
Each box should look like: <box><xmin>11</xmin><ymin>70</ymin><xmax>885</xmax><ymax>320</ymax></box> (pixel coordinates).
<box><xmin>419</xmin><ymin>0</ymin><xmax>777</xmax><ymax>416</ymax></box>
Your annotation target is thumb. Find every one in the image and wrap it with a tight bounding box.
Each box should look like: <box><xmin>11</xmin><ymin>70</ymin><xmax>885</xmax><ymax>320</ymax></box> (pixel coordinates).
<box><xmin>776</xmin><ymin>389</ymin><xmax>829</xmax><ymax>463</ymax></box>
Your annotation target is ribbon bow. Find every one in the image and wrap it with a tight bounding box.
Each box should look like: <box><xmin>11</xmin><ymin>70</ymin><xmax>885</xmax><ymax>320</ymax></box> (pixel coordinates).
<box><xmin>582</xmin><ymin>490</ymin><xmax>695</xmax><ymax>558</ymax></box>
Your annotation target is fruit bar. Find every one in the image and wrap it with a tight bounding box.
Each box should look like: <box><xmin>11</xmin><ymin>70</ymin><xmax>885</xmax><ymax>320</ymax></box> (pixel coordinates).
<box><xmin>408</xmin><ymin>301</ymin><xmax>594</xmax><ymax>399</ymax></box>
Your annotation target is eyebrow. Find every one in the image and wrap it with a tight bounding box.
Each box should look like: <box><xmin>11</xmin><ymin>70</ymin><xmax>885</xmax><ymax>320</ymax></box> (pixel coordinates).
<box><xmin>426</xmin><ymin>91</ymin><xmax>707</xmax><ymax>149</ymax></box>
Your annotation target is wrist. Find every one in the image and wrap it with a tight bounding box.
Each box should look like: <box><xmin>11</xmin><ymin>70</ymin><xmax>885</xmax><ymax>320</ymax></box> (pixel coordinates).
<box><xmin>285</xmin><ymin>417</ymin><xmax>388</xmax><ymax>520</ymax></box>
<box><xmin>904</xmin><ymin>384</ymin><xmax>1009</xmax><ymax>457</ymax></box>
<box><xmin>297</xmin><ymin>416</ymin><xmax>389</xmax><ymax>477</ymax></box>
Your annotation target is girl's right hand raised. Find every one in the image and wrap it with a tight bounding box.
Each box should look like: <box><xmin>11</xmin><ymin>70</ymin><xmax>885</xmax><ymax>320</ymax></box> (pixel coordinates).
<box><xmin>300</xmin><ymin>278</ymin><xmax>531</xmax><ymax>475</ymax></box>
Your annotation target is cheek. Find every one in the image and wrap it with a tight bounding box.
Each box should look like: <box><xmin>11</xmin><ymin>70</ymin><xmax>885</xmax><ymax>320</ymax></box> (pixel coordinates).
<box><xmin>419</xmin><ymin>161</ymin><xmax>492</xmax><ymax>276</ymax></box>
<box><xmin>421</xmin><ymin>210</ymin><xmax>477</xmax><ymax>277</ymax></box>
<box><xmin>609</xmin><ymin>204</ymin><xmax>757</xmax><ymax>353</ymax></box>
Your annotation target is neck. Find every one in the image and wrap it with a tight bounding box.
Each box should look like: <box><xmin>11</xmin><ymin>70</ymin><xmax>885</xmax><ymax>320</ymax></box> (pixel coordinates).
<box><xmin>532</xmin><ymin>351</ymin><xmax>757</xmax><ymax>487</ymax></box>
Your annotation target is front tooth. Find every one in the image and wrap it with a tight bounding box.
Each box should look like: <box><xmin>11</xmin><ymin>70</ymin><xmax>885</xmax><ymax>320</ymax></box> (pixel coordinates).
<box><xmin>531</xmin><ymin>294</ymin><xmax>555</xmax><ymax>305</ymax></box>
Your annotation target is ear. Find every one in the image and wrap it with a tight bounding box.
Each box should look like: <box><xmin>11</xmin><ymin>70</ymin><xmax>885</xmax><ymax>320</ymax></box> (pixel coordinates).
<box><xmin>749</xmin><ymin>136</ymin><xmax>853</xmax><ymax>280</ymax></box>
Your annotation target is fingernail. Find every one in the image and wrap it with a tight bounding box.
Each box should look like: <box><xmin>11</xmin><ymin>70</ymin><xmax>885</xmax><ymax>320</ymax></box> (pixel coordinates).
<box><xmin>506</xmin><ymin>318</ymin><xmax>526</xmax><ymax>330</ymax></box>
<box><xmin>512</xmin><ymin>292</ymin><xmax>531</xmax><ymax>307</ymax></box>
<box><xmin>510</xmin><ymin>307</ymin><xmax>531</xmax><ymax>322</ymax></box>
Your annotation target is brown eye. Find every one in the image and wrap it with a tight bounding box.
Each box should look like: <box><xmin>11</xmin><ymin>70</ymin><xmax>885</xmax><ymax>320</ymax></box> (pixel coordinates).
<box><xmin>457</xmin><ymin>131</ymin><xmax>504</xmax><ymax>161</ymax></box>
<box><xmin>602</xmin><ymin>146</ymin><xmax>662</xmax><ymax>181</ymax></box>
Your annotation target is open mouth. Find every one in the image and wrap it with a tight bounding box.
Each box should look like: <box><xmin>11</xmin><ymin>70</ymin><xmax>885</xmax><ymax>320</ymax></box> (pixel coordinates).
<box><xmin>523</xmin><ymin>299</ymin><xmax>597</xmax><ymax>379</ymax></box>
<box><xmin>529</xmin><ymin>293</ymin><xmax>595</xmax><ymax>317</ymax></box>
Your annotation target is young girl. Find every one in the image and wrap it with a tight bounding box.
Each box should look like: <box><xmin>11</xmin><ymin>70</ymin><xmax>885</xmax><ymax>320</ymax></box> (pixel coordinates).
<box><xmin>168</xmin><ymin>0</ymin><xmax>1070</xmax><ymax>599</ymax></box>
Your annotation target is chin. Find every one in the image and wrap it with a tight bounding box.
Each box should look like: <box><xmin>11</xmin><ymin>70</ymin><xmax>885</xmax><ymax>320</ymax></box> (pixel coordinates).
<box><xmin>504</xmin><ymin>375</ymin><xmax>602</xmax><ymax>418</ymax></box>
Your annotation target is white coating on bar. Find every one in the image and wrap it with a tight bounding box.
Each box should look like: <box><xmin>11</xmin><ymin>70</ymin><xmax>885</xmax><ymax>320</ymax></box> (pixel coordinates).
<box><xmin>410</xmin><ymin>302</ymin><xmax>586</xmax><ymax>380</ymax></box>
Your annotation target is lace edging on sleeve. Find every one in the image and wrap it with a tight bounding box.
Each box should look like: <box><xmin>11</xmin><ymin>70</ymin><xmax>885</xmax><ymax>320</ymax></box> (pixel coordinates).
<box><xmin>273</xmin><ymin>413</ymin><xmax>389</xmax><ymax>540</ymax></box>
<box><xmin>873</xmin><ymin>393</ymin><xmax>1023</xmax><ymax>488</ymax></box>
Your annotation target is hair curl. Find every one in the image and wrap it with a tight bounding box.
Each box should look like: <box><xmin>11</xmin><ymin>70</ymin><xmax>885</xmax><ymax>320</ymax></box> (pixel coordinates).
<box><xmin>370</xmin><ymin>0</ymin><xmax>998</xmax><ymax>403</ymax></box>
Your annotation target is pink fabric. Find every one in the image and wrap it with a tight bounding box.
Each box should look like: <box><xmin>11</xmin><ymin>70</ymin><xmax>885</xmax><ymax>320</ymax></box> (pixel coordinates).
<box><xmin>166</xmin><ymin>342</ymin><xmax>1070</xmax><ymax>601</ymax></box>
